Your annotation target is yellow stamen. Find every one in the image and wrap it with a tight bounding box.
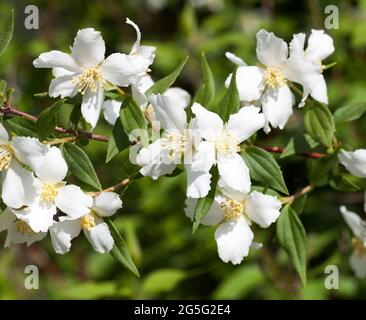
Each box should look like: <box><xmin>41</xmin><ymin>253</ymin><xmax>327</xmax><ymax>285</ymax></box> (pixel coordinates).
<box><xmin>40</xmin><ymin>184</ymin><xmax>58</xmax><ymax>202</ymax></box>
<box><xmin>16</xmin><ymin>220</ymin><xmax>35</xmax><ymax>236</ymax></box>
<box><xmin>215</xmin><ymin>131</ymin><xmax>240</xmax><ymax>156</ymax></box>
<box><xmin>220</xmin><ymin>199</ymin><xmax>244</xmax><ymax>221</ymax></box>
<box><xmin>0</xmin><ymin>144</ymin><xmax>12</xmax><ymax>171</ymax></box>
<box><xmin>80</xmin><ymin>213</ymin><xmax>96</xmax><ymax>231</ymax></box>
<box><xmin>161</xmin><ymin>133</ymin><xmax>187</xmax><ymax>160</ymax></box>
<box><xmin>352</xmin><ymin>238</ymin><xmax>366</xmax><ymax>257</ymax></box>
<box><xmin>72</xmin><ymin>68</ymin><xmax>104</xmax><ymax>95</ymax></box>
<box><xmin>264</xmin><ymin>67</ymin><xmax>287</xmax><ymax>88</ymax></box>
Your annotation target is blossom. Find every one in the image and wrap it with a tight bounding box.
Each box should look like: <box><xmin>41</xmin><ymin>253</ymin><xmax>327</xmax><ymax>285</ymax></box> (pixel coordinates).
<box><xmin>103</xmin><ymin>75</ymin><xmax>191</xmax><ymax>127</ymax></box>
<box><xmin>49</xmin><ymin>191</ymin><xmax>122</xmax><ymax>254</ymax></box>
<box><xmin>33</xmin><ymin>18</ymin><xmax>155</xmax><ymax>128</ymax></box>
<box><xmin>286</xmin><ymin>29</ymin><xmax>334</xmax><ymax>107</ymax></box>
<box><xmin>226</xmin><ymin>29</ymin><xmax>332</xmax><ymax>132</ymax></box>
<box><xmin>186</xmin><ymin>185</ymin><xmax>282</xmax><ymax>264</ymax></box>
<box><xmin>0</xmin><ymin>123</ymin><xmax>48</xmax><ymax>209</ymax></box>
<box><xmin>340</xmin><ymin>194</ymin><xmax>366</xmax><ymax>278</ymax></box>
<box><xmin>338</xmin><ymin>149</ymin><xmax>366</xmax><ymax>178</ymax></box>
<box><xmin>191</xmin><ymin>103</ymin><xmax>265</xmax><ymax>194</ymax></box>
<box><xmin>12</xmin><ymin>147</ymin><xmax>92</xmax><ymax>233</ymax></box>
<box><xmin>136</xmin><ymin>94</ymin><xmax>211</xmax><ymax>198</ymax></box>
<box><xmin>0</xmin><ymin>208</ymin><xmax>46</xmax><ymax>247</ymax></box>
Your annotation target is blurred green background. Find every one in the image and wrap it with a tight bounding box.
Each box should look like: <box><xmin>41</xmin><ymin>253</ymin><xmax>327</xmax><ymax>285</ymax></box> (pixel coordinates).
<box><xmin>1</xmin><ymin>0</ymin><xmax>366</xmax><ymax>299</ymax></box>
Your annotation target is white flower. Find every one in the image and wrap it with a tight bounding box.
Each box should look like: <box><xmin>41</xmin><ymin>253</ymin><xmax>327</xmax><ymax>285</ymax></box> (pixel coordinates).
<box><xmin>12</xmin><ymin>147</ymin><xmax>92</xmax><ymax>233</ymax></box>
<box><xmin>103</xmin><ymin>74</ymin><xmax>191</xmax><ymax>127</ymax></box>
<box><xmin>191</xmin><ymin>102</ymin><xmax>265</xmax><ymax>194</ymax></box>
<box><xmin>286</xmin><ymin>29</ymin><xmax>334</xmax><ymax>107</ymax></box>
<box><xmin>136</xmin><ymin>94</ymin><xmax>210</xmax><ymax>198</ymax></box>
<box><xmin>185</xmin><ymin>186</ymin><xmax>282</xmax><ymax>264</ymax></box>
<box><xmin>0</xmin><ymin>208</ymin><xmax>47</xmax><ymax>247</ymax></box>
<box><xmin>340</xmin><ymin>193</ymin><xmax>366</xmax><ymax>279</ymax></box>
<box><xmin>33</xmin><ymin>18</ymin><xmax>156</xmax><ymax>128</ymax></box>
<box><xmin>49</xmin><ymin>191</ymin><xmax>122</xmax><ymax>254</ymax></box>
<box><xmin>0</xmin><ymin>123</ymin><xmax>49</xmax><ymax>209</ymax></box>
<box><xmin>338</xmin><ymin>149</ymin><xmax>366</xmax><ymax>178</ymax></box>
<box><xmin>226</xmin><ymin>29</ymin><xmax>327</xmax><ymax>133</ymax></box>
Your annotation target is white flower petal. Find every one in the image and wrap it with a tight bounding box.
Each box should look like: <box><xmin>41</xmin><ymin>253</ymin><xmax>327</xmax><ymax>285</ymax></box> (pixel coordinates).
<box><xmin>340</xmin><ymin>205</ymin><xmax>366</xmax><ymax>240</ymax></box>
<box><xmin>11</xmin><ymin>136</ymin><xmax>49</xmax><ymax>170</ymax></box>
<box><xmin>35</xmin><ymin>147</ymin><xmax>67</xmax><ymax>184</ymax></box>
<box><xmin>191</xmin><ymin>102</ymin><xmax>223</xmax><ymax>140</ymax></box>
<box><xmin>49</xmin><ymin>74</ymin><xmax>79</xmax><ymax>98</ymax></box>
<box><xmin>33</xmin><ymin>50</ymin><xmax>80</xmax><ymax>72</ymax></box>
<box><xmin>256</xmin><ymin>29</ymin><xmax>288</xmax><ymax>67</ymax></box>
<box><xmin>225</xmin><ymin>51</ymin><xmax>247</xmax><ymax>66</ymax></box>
<box><xmin>309</xmin><ymin>74</ymin><xmax>328</xmax><ymax>105</ymax></box>
<box><xmin>0</xmin><ymin>123</ymin><xmax>9</xmax><ymax>143</ymax></box>
<box><xmin>164</xmin><ymin>87</ymin><xmax>191</xmax><ymax>109</ymax></box>
<box><xmin>4</xmin><ymin>221</ymin><xmax>46</xmax><ymax>247</ymax></box>
<box><xmin>71</xmin><ymin>28</ymin><xmax>105</xmax><ymax>68</ymax></box>
<box><xmin>306</xmin><ymin>29</ymin><xmax>334</xmax><ymax>62</ymax></box>
<box><xmin>149</xmin><ymin>94</ymin><xmax>187</xmax><ymax>132</ymax></box>
<box><xmin>81</xmin><ymin>83</ymin><xmax>105</xmax><ymax>128</ymax></box>
<box><xmin>245</xmin><ymin>191</ymin><xmax>282</xmax><ymax>228</ymax></box>
<box><xmin>184</xmin><ymin>197</ymin><xmax>224</xmax><ymax>225</ymax></box>
<box><xmin>289</xmin><ymin>33</ymin><xmax>306</xmax><ymax>56</ymax></box>
<box><xmin>55</xmin><ymin>185</ymin><xmax>93</xmax><ymax>219</ymax></box>
<box><xmin>92</xmin><ymin>192</ymin><xmax>122</xmax><ymax>217</ymax></box>
<box><xmin>84</xmin><ymin>218</ymin><xmax>114</xmax><ymax>253</ymax></box>
<box><xmin>226</xmin><ymin>66</ymin><xmax>265</xmax><ymax>102</ymax></box>
<box><xmin>2</xmin><ymin>160</ymin><xmax>37</xmax><ymax>209</ymax></box>
<box><xmin>261</xmin><ymin>86</ymin><xmax>294</xmax><ymax>131</ymax></box>
<box><xmin>190</xmin><ymin>141</ymin><xmax>216</xmax><ymax>172</ymax></box>
<box><xmin>218</xmin><ymin>153</ymin><xmax>251</xmax><ymax>194</ymax></box>
<box><xmin>226</xmin><ymin>105</ymin><xmax>265</xmax><ymax>142</ymax></box>
<box><xmin>214</xmin><ymin>216</ymin><xmax>254</xmax><ymax>264</ymax></box>
<box><xmin>338</xmin><ymin>149</ymin><xmax>366</xmax><ymax>178</ymax></box>
<box><xmin>0</xmin><ymin>208</ymin><xmax>16</xmax><ymax>232</ymax></box>
<box><xmin>102</xmin><ymin>100</ymin><xmax>122</xmax><ymax>126</ymax></box>
<box><xmin>350</xmin><ymin>253</ymin><xmax>366</xmax><ymax>279</ymax></box>
<box><xmin>186</xmin><ymin>168</ymin><xmax>212</xmax><ymax>198</ymax></box>
<box><xmin>126</xmin><ymin>18</ymin><xmax>142</xmax><ymax>54</ymax></box>
<box><xmin>136</xmin><ymin>140</ymin><xmax>176</xmax><ymax>179</ymax></box>
<box><xmin>49</xmin><ymin>219</ymin><xmax>81</xmax><ymax>254</ymax></box>
<box><xmin>13</xmin><ymin>198</ymin><xmax>56</xmax><ymax>233</ymax></box>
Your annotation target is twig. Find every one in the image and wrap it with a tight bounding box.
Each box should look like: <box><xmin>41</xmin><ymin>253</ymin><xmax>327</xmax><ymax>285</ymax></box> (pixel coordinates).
<box><xmin>281</xmin><ymin>184</ymin><xmax>314</xmax><ymax>205</ymax></box>
<box><xmin>256</xmin><ymin>144</ymin><xmax>326</xmax><ymax>159</ymax></box>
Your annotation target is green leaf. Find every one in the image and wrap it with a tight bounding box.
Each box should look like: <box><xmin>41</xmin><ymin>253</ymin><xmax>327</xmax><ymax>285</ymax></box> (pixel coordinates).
<box><xmin>5</xmin><ymin>117</ymin><xmax>37</xmax><ymax>137</ymax></box>
<box><xmin>330</xmin><ymin>174</ymin><xmax>365</xmax><ymax>192</ymax></box>
<box><xmin>280</xmin><ymin>134</ymin><xmax>319</xmax><ymax>159</ymax></box>
<box><xmin>304</xmin><ymin>104</ymin><xmax>335</xmax><ymax>148</ymax></box>
<box><xmin>192</xmin><ymin>167</ymin><xmax>219</xmax><ymax>234</ymax></box>
<box><xmin>334</xmin><ymin>102</ymin><xmax>366</xmax><ymax>123</ymax></box>
<box><xmin>105</xmin><ymin>218</ymin><xmax>140</xmax><ymax>277</ymax></box>
<box><xmin>0</xmin><ymin>80</ymin><xmax>7</xmax><ymax>103</ymax></box>
<box><xmin>306</xmin><ymin>153</ymin><xmax>338</xmax><ymax>187</ymax></box>
<box><xmin>106</xmin><ymin>117</ymin><xmax>130</xmax><ymax>163</ymax></box>
<box><xmin>217</xmin><ymin>67</ymin><xmax>239</xmax><ymax>121</ymax></box>
<box><xmin>36</xmin><ymin>99</ymin><xmax>64</xmax><ymax>141</ymax></box>
<box><xmin>119</xmin><ymin>96</ymin><xmax>148</xmax><ymax>139</ymax></box>
<box><xmin>61</xmin><ymin>142</ymin><xmax>102</xmax><ymax>190</ymax></box>
<box><xmin>212</xmin><ymin>265</ymin><xmax>265</xmax><ymax>299</ymax></box>
<box><xmin>0</xmin><ymin>9</ymin><xmax>14</xmax><ymax>56</ymax></box>
<box><xmin>193</xmin><ymin>53</ymin><xmax>215</xmax><ymax>107</ymax></box>
<box><xmin>142</xmin><ymin>269</ymin><xmax>186</xmax><ymax>296</ymax></box>
<box><xmin>145</xmin><ymin>56</ymin><xmax>189</xmax><ymax>96</ymax></box>
<box><xmin>276</xmin><ymin>205</ymin><xmax>307</xmax><ymax>286</ymax></box>
<box><xmin>241</xmin><ymin>146</ymin><xmax>288</xmax><ymax>195</ymax></box>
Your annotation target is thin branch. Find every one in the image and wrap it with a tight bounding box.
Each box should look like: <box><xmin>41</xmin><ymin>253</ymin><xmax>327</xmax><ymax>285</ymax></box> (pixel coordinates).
<box><xmin>281</xmin><ymin>184</ymin><xmax>314</xmax><ymax>205</ymax></box>
<box><xmin>1</xmin><ymin>103</ymin><xmax>328</xmax><ymax>158</ymax></box>
<box><xmin>0</xmin><ymin>104</ymin><xmax>109</xmax><ymax>142</ymax></box>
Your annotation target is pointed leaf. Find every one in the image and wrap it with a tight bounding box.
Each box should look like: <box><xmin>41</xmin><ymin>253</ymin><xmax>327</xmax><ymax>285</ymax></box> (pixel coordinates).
<box><xmin>0</xmin><ymin>9</ymin><xmax>14</xmax><ymax>56</ymax></box>
<box><xmin>193</xmin><ymin>53</ymin><xmax>215</xmax><ymax>107</ymax></box>
<box><xmin>217</xmin><ymin>67</ymin><xmax>239</xmax><ymax>121</ymax></box>
<box><xmin>36</xmin><ymin>99</ymin><xmax>65</xmax><ymax>141</ymax></box>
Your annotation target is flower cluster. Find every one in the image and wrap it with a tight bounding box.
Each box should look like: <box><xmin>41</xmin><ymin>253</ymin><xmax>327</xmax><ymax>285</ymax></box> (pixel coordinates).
<box><xmin>0</xmin><ymin>122</ymin><xmax>122</xmax><ymax>253</ymax></box>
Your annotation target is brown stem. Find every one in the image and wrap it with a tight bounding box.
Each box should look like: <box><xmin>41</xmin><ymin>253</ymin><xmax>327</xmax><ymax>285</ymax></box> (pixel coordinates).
<box><xmin>282</xmin><ymin>184</ymin><xmax>314</xmax><ymax>205</ymax></box>
<box><xmin>255</xmin><ymin>144</ymin><xmax>326</xmax><ymax>159</ymax></box>
<box><xmin>0</xmin><ymin>104</ymin><xmax>109</xmax><ymax>142</ymax></box>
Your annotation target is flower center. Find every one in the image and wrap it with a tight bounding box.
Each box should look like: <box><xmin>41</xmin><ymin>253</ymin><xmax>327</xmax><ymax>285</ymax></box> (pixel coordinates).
<box><xmin>16</xmin><ymin>220</ymin><xmax>35</xmax><ymax>236</ymax></box>
<box><xmin>220</xmin><ymin>199</ymin><xmax>244</xmax><ymax>221</ymax></box>
<box><xmin>72</xmin><ymin>68</ymin><xmax>104</xmax><ymax>95</ymax></box>
<box><xmin>215</xmin><ymin>131</ymin><xmax>240</xmax><ymax>156</ymax></box>
<box><xmin>0</xmin><ymin>144</ymin><xmax>13</xmax><ymax>171</ymax></box>
<box><xmin>80</xmin><ymin>213</ymin><xmax>96</xmax><ymax>231</ymax></box>
<box><xmin>40</xmin><ymin>184</ymin><xmax>58</xmax><ymax>202</ymax></box>
<box><xmin>264</xmin><ymin>67</ymin><xmax>287</xmax><ymax>88</ymax></box>
<box><xmin>161</xmin><ymin>132</ymin><xmax>187</xmax><ymax>161</ymax></box>
<box><xmin>352</xmin><ymin>238</ymin><xmax>366</xmax><ymax>257</ymax></box>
